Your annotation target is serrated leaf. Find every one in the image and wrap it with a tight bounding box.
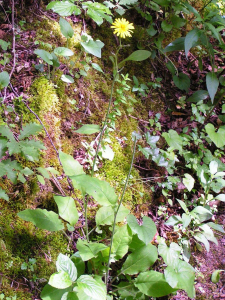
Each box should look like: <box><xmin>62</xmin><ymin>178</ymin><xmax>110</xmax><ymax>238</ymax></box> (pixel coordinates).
<box><xmin>34</xmin><ymin>49</ymin><xmax>53</xmax><ymax>65</ymax></box>
<box><xmin>18</xmin><ymin>209</ymin><xmax>64</xmax><ymax>231</ymax></box>
<box><xmin>59</xmin><ymin>151</ymin><xmax>85</xmax><ymax>176</ymax></box>
<box><xmin>0</xmin><ymin>137</ymin><xmax>7</xmax><ymax>158</ymax></box>
<box><xmin>173</xmin><ymin>73</ymin><xmax>190</xmax><ymax>92</ymax></box>
<box><xmin>54</xmin><ymin>47</ymin><xmax>74</xmax><ymax>57</ymax></box>
<box><xmin>49</xmin><ymin>271</ymin><xmax>73</xmax><ymax>289</ymax></box>
<box><xmin>76</xmin><ymin>239</ymin><xmax>107</xmax><ymax>261</ymax></box>
<box><xmin>0</xmin><ymin>125</ymin><xmax>15</xmax><ymax>141</ymax></box>
<box><xmin>54</xmin><ymin>196</ymin><xmax>78</xmax><ymax>226</ymax></box>
<box><xmin>135</xmin><ymin>271</ymin><xmax>177</xmax><ymax>297</ymax></box>
<box><xmin>18</xmin><ymin>123</ymin><xmax>42</xmax><ymax>140</ymax></box>
<box><xmin>206</xmin><ymin>72</ymin><xmax>219</xmax><ymax>103</ymax></box>
<box><xmin>71</xmin><ymin>175</ymin><xmax>117</xmax><ymax>206</ymax></box>
<box><xmin>46</xmin><ymin>1</ymin><xmax>81</xmax><ymax>16</ymax></box>
<box><xmin>121</xmin><ymin>244</ymin><xmax>158</xmax><ymax>275</ymax></box>
<box><xmin>127</xmin><ymin>214</ymin><xmax>157</xmax><ymax>245</ymax></box>
<box><xmin>183</xmin><ymin>173</ymin><xmax>195</xmax><ymax>191</ymax></box>
<box><xmin>59</xmin><ymin>17</ymin><xmax>74</xmax><ymax>39</ymax></box>
<box><xmin>77</xmin><ymin>275</ymin><xmax>106</xmax><ymax>300</ymax></box>
<box><xmin>75</xmin><ymin>124</ymin><xmax>100</xmax><ymax>134</ymax></box>
<box><xmin>185</xmin><ymin>28</ymin><xmax>200</xmax><ymax>58</ymax></box>
<box><xmin>205</xmin><ymin>123</ymin><xmax>225</xmax><ymax>148</ymax></box>
<box><xmin>56</xmin><ymin>253</ymin><xmax>77</xmax><ymax>282</ymax></box>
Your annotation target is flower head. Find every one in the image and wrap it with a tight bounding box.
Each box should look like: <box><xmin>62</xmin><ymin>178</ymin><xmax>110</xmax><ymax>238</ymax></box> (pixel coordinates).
<box><xmin>111</xmin><ymin>18</ymin><xmax>134</xmax><ymax>38</ymax></box>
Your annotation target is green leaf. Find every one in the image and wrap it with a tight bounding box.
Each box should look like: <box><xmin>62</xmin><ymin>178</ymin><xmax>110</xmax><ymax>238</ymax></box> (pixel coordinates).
<box><xmin>91</xmin><ymin>63</ymin><xmax>104</xmax><ymax>73</ymax></box>
<box><xmin>164</xmin><ymin>37</ymin><xmax>185</xmax><ymax>52</ymax></box>
<box><xmin>76</xmin><ymin>239</ymin><xmax>107</xmax><ymax>261</ymax></box>
<box><xmin>121</xmin><ymin>244</ymin><xmax>158</xmax><ymax>275</ymax></box>
<box><xmin>207</xmin><ymin>222</ymin><xmax>225</xmax><ymax>233</ymax></box>
<box><xmin>59</xmin><ymin>151</ymin><xmax>85</xmax><ymax>177</ymax></box>
<box><xmin>81</xmin><ymin>37</ymin><xmax>104</xmax><ymax>58</ymax></box>
<box><xmin>161</xmin><ymin>20</ymin><xmax>173</xmax><ymax>32</ymax></box>
<box><xmin>54</xmin><ymin>47</ymin><xmax>74</xmax><ymax>57</ymax></box>
<box><xmin>205</xmin><ymin>22</ymin><xmax>222</xmax><ymax>44</ymax></box>
<box><xmin>206</xmin><ymin>72</ymin><xmax>219</xmax><ymax>103</ymax></box>
<box><xmin>0</xmin><ymin>137</ymin><xmax>7</xmax><ymax>158</ymax></box>
<box><xmin>135</xmin><ymin>271</ymin><xmax>177</xmax><ymax>297</ymax></box>
<box><xmin>41</xmin><ymin>284</ymin><xmax>72</xmax><ymax>300</ymax></box>
<box><xmin>183</xmin><ymin>173</ymin><xmax>195</xmax><ymax>191</ymax></box>
<box><xmin>120</xmin><ymin>50</ymin><xmax>151</xmax><ymax>65</ymax></box>
<box><xmin>18</xmin><ymin>209</ymin><xmax>64</xmax><ymax>231</ymax></box>
<box><xmin>101</xmin><ymin>144</ymin><xmax>114</xmax><ymax>161</ymax></box>
<box><xmin>187</xmin><ymin>90</ymin><xmax>209</xmax><ymax>102</ymax></box>
<box><xmin>49</xmin><ymin>271</ymin><xmax>73</xmax><ymax>289</ymax></box>
<box><xmin>70</xmin><ymin>252</ymin><xmax>85</xmax><ymax>278</ymax></box>
<box><xmin>71</xmin><ymin>175</ymin><xmax>118</xmax><ymax>206</ymax></box>
<box><xmin>215</xmin><ymin>194</ymin><xmax>225</xmax><ymax>202</ymax></box>
<box><xmin>59</xmin><ymin>17</ymin><xmax>74</xmax><ymax>38</ymax></box>
<box><xmin>158</xmin><ymin>242</ymin><xmax>181</xmax><ymax>267</ymax></box>
<box><xmin>18</xmin><ymin>123</ymin><xmax>42</xmax><ymax>140</ymax></box>
<box><xmin>56</xmin><ymin>253</ymin><xmax>77</xmax><ymax>282</ymax></box>
<box><xmin>37</xmin><ymin>167</ymin><xmax>50</xmax><ymax>179</ymax></box>
<box><xmin>173</xmin><ymin>73</ymin><xmax>190</xmax><ymax>92</ymax></box>
<box><xmin>0</xmin><ymin>126</ymin><xmax>15</xmax><ymax>141</ymax></box>
<box><xmin>162</xmin><ymin>129</ymin><xmax>183</xmax><ymax>151</ymax></box>
<box><xmin>61</xmin><ymin>75</ymin><xmax>74</xmax><ymax>83</ymax></box>
<box><xmin>205</xmin><ymin>123</ymin><xmax>225</xmax><ymax>148</ymax></box>
<box><xmin>34</xmin><ymin>49</ymin><xmax>53</xmax><ymax>65</ymax></box>
<box><xmin>0</xmin><ymin>71</ymin><xmax>10</xmax><ymax>89</ymax></box>
<box><xmin>171</xmin><ymin>15</ymin><xmax>186</xmax><ymax>29</ymax></box>
<box><xmin>96</xmin><ymin>204</ymin><xmax>129</xmax><ymax>226</ymax></box>
<box><xmin>211</xmin><ymin>270</ymin><xmax>224</xmax><ymax>283</ymax></box>
<box><xmin>0</xmin><ymin>187</ymin><xmax>9</xmax><ymax>201</ymax></box>
<box><xmin>54</xmin><ymin>196</ymin><xmax>78</xmax><ymax>226</ymax></box>
<box><xmin>191</xmin><ymin>206</ymin><xmax>212</xmax><ymax>222</ymax></box>
<box><xmin>165</xmin><ymin>260</ymin><xmax>195</xmax><ymax>298</ymax></box>
<box><xmin>77</xmin><ymin>275</ymin><xmax>106</xmax><ymax>300</ymax></box>
<box><xmin>127</xmin><ymin>215</ymin><xmax>157</xmax><ymax>245</ymax></box>
<box><xmin>46</xmin><ymin>1</ymin><xmax>81</xmax><ymax>16</ymax></box>
<box><xmin>75</xmin><ymin>124</ymin><xmax>101</xmax><ymax>134</ymax></box>
<box><xmin>209</xmin><ymin>161</ymin><xmax>218</xmax><ymax>175</ymax></box>
<box><xmin>51</xmin><ymin>52</ymin><xmax>60</xmax><ymax>67</ymax></box>
<box><xmin>184</xmin><ymin>28</ymin><xmax>200</xmax><ymax>58</ymax></box>
<box><xmin>0</xmin><ymin>39</ymin><xmax>10</xmax><ymax>51</ymax></box>
<box><xmin>61</xmin><ymin>292</ymin><xmax>79</xmax><ymax>300</ymax></box>
<box><xmin>194</xmin><ymin>232</ymin><xmax>210</xmax><ymax>252</ymax></box>
<box><xmin>111</xmin><ymin>225</ymin><xmax>132</xmax><ymax>259</ymax></box>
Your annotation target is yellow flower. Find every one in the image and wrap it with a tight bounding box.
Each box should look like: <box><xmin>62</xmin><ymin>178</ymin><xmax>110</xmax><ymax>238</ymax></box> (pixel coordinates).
<box><xmin>111</xmin><ymin>18</ymin><xmax>134</xmax><ymax>38</ymax></box>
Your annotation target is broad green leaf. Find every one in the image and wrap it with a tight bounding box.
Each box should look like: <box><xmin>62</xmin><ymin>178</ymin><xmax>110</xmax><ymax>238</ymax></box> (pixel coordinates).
<box><xmin>158</xmin><ymin>242</ymin><xmax>181</xmax><ymax>267</ymax></box>
<box><xmin>101</xmin><ymin>144</ymin><xmax>114</xmax><ymax>161</ymax></box>
<box><xmin>61</xmin><ymin>292</ymin><xmax>79</xmax><ymax>300</ymax></box>
<box><xmin>91</xmin><ymin>63</ymin><xmax>104</xmax><ymax>73</ymax></box>
<box><xmin>194</xmin><ymin>232</ymin><xmax>210</xmax><ymax>252</ymax></box>
<box><xmin>211</xmin><ymin>270</ymin><xmax>223</xmax><ymax>283</ymax></box>
<box><xmin>51</xmin><ymin>52</ymin><xmax>60</xmax><ymax>67</ymax></box>
<box><xmin>0</xmin><ymin>125</ymin><xmax>15</xmax><ymax>141</ymax></box>
<box><xmin>77</xmin><ymin>275</ymin><xmax>106</xmax><ymax>300</ymax></box>
<box><xmin>161</xmin><ymin>20</ymin><xmax>173</xmax><ymax>32</ymax></box>
<box><xmin>0</xmin><ymin>137</ymin><xmax>7</xmax><ymax>158</ymax></box>
<box><xmin>185</xmin><ymin>28</ymin><xmax>200</xmax><ymax>58</ymax></box>
<box><xmin>166</xmin><ymin>61</ymin><xmax>176</xmax><ymax>75</ymax></box>
<box><xmin>54</xmin><ymin>196</ymin><xmax>78</xmax><ymax>226</ymax></box>
<box><xmin>209</xmin><ymin>161</ymin><xmax>218</xmax><ymax>175</ymax></box>
<box><xmin>215</xmin><ymin>194</ymin><xmax>225</xmax><ymax>202</ymax></box>
<box><xmin>173</xmin><ymin>73</ymin><xmax>190</xmax><ymax>92</ymax></box>
<box><xmin>0</xmin><ymin>39</ymin><xmax>10</xmax><ymax>51</ymax></box>
<box><xmin>205</xmin><ymin>22</ymin><xmax>222</xmax><ymax>44</ymax></box>
<box><xmin>121</xmin><ymin>244</ymin><xmax>158</xmax><ymax>275</ymax></box>
<box><xmin>207</xmin><ymin>222</ymin><xmax>225</xmax><ymax>233</ymax></box>
<box><xmin>183</xmin><ymin>173</ymin><xmax>195</xmax><ymax>191</ymax></box>
<box><xmin>34</xmin><ymin>49</ymin><xmax>53</xmax><ymax>65</ymax></box>
<box><xmin>59</xmin><ymin>151</ymin><xmax>85</xmax><ymax>176</ymax></box>
<box><xmin>187</xmin><ymin>90</ymin><xmax>209</xmax><ymax>102</ymax></box>
<box><xmin>56</xmin><ymin>253</ymin><xmax>77</xmax><ymax>282</ymax></box>
<box><xmin>162</xmin><ymin>129</ymin><xmax>183</xmax><ymax>151</ymax></box>
<box><xmin>182</xmin><ymin>213</ymin><xmax>192</xmax><ymax>229</ymax></box>
<box><xmin>200</xmin><ymin>224</ymin><xmax>218</xmax><ymax>245</ymax></box>
<box><xmin>0</xmin><ymin>187</ymin><xmax>9</xmax><ymax>201</ymax></box>
<box><xmin>71</xmin><ymin>175</ymin><xmax>117</xmax><ymax>206</ymax></box>
<box><xmin>95</xmin><ymin>204</ymin><xmax>129</xmax><ymax>226</ymax></box>
<box><xmin>37</xmin><ymin>167</ymin><xmax>50</xmax><ymax>179</ymax></box>
<box><xmin>0</xmin><ymin>71</ymin><xmax>10</xmax><ymax>89</ymax></box>
<box><xmin>40</xmin><ymin>284</ymin><xmax>72</xmax><ymax>300</ymax></box>
<box><xmin>18</xmin><ymin>209</ymin><xmax>64</xmax><ymax>231</ymax></box>
<box><xmin>70</xmin><ymin>252</ymin><xmax>85</xmax><ymax>278</ymax></box>
<box><xmin>61</xmin><ymin>75</ymin><xmax>74</xmax><ymax>83</ymax></box>
<box><xmin>171</xmin><ymin>15</ymin><xmax>186</xmax><ymax>29</ymax></box>
<box><xmin>46</xmin><ymin>1</ymin><xmax>81</xmax><ymax>16</ymax></box>
<box><xmin>205</xmin><ymin>123</ymin><xmax>225</xmax><ymax>148</ymax></box>
<box><xmin>49</xmin><ymin>271</ymin><xmax>72</xmax><ymax>289</ymax></box>
<box><xmin>76</xmin><ymin>239</ymin><xmax>107</xmax><ymax>261</ymax></box>
<box><xmin>129</xmin><ymin>234</ymin><xmax>145</xmax><ymax>252</ymax></box>
<box><xmin>111</xmin><ymin>225</ymin><xmax>132</xmax><ymax>259</ymax></box>
<box><xmin>54</xmin><ymin>47</ymin><xmax>74</xmax><ymax>57</ymax></box>
<box><xmin>191</xmin><ymin>206</ymin><xmax>212</xmax><ymax>222</ymax></box>
<box><xmin>165</xmin><ymin>260</ymin><xmax>195</xmax><ymax>298</ymax></box>
<box><xmin>165</xmin><ymin>215</ymin><xmax>182</xmax><ymax>226</ymax></box>
<box><xmin>206</xmin><ymin>72</ymin><xmax>219</xmax><ymax>103</ymax></box>
<box><xmin>120</xmin><ymin>50</ymin><xmax>151</xmax><ymax>65</ymax></box>
<box><xmin>164</xmin><ymin>37</ymin><xmax>185</xmax><ymax>52</ymax></box>
<box><xmin>59</xmin><ymin>17</ymin><xmax>74</xmax><ymax>39</ymax></box>
<box><xmin>81</xmin><ymin>36</ymin><xmax>104</xmax><ymax>58</ymax></box>
<box><xmin>75</xmin><ymin>124</ymin><xmax>100</xmax><ymax>134</ymax></box>
<box><xmin>135</xmin><ymin>271</ymin><xmax>177</xmax><ymax>297</ymax></box>
<box><xmin>127</xmin><ymin>214</ymin><xmax>157</xmax><ymax>245</ymax></box>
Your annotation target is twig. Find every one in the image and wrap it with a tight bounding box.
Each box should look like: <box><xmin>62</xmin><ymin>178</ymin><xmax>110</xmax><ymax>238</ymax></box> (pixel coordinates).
<box><xmin>9</xmin><ymin>0</ymin><xmax>16</xmax><ymax>81</ymax></box>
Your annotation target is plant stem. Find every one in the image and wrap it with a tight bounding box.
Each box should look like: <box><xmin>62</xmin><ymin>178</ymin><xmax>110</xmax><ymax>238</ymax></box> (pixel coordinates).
<box><xmin>84</xmin><ymin>195</ymin><xmax>89</xmax><ymax>242</ymax></box>
<box><xmin>105</xmin><ymin>136</ymin><xmax>137</xmax><ymax>288</ymax></box>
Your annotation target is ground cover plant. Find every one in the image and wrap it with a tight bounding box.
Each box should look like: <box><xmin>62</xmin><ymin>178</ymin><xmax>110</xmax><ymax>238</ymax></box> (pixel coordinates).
<box><xmin>0</xmin><ymin>0</ymin><xmax>225</xmax><ymax>299</ymax></box>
